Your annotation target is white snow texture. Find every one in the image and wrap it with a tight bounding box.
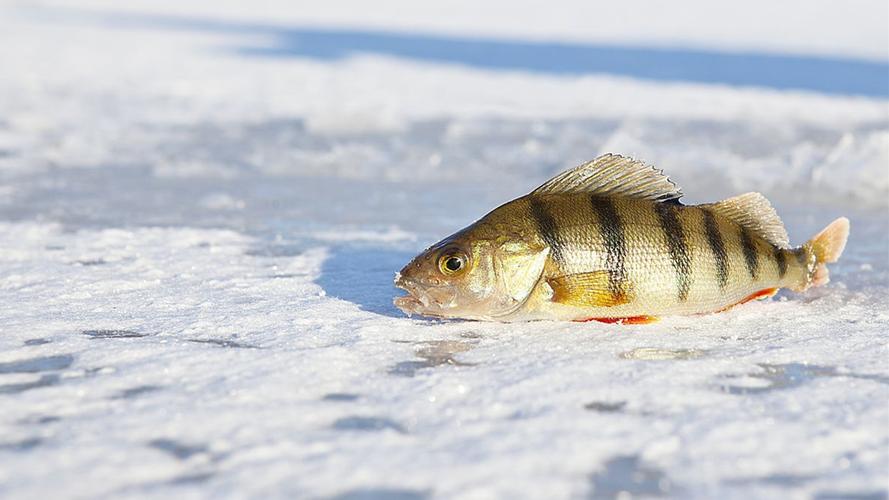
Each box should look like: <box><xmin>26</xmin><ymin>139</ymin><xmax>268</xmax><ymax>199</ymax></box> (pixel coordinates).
<box><xmin>0</xmin><ymin>1</ymin><xmax>887</xmax><ymax>499</ymax></box>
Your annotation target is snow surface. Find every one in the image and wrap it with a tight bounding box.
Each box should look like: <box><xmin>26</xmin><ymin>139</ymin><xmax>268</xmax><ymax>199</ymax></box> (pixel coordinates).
<box><xmin>1</xmin><ymin>2</ymin><xmax>888</xmax><ymax>499</ymax></box>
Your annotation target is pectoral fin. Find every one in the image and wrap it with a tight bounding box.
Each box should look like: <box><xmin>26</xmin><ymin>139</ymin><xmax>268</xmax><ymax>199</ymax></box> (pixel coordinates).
<box><xmin>547</xmin><ymin>271</ymin><xmax>632</xmax><ymax>308</ymax></box>
<box><xmin>494</xmin><ymin>244</ymin><xmax>550</xmax><ymax>306</ymax></box>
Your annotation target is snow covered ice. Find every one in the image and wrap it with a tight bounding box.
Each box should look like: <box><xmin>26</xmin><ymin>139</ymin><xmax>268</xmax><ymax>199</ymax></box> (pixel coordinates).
<box><xmin>0</xmin><ymin>1</ymin><xmax>887</xmax><ymax>499</ymax></box>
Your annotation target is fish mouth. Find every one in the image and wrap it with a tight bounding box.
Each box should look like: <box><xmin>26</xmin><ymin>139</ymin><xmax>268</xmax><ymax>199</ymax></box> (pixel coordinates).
<box><xmin>393</xmin><ymin>272</ymin><xmax>430</xmax><ymax>316</ymax></box>
<box><xmin>393</xmin><ymin>273</ymin><xmax>453</xmax><ymax>317</ymax></box>
<box><xmin>393</xmin><ymin>294</ymin><xmax>426</xmax><ymax>316</ymax></box>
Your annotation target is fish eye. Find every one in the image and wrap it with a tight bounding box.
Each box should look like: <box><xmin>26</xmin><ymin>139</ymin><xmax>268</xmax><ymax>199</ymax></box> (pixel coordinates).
<box><xmin>438</xmin><ymin>252</ymin><xmax>467</xmax><ymax>275</ymax></box>
<box><xmin>445</xmin><ymin>257</ymin><xmax>463</xmax><ymax>272</ymax></box>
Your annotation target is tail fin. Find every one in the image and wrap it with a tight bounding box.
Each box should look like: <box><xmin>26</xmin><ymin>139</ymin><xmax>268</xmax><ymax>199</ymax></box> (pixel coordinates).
<box><xmin>803</xmin><ymin>217</ymin><xmax>850</xmax><ymax>288</ymax></box>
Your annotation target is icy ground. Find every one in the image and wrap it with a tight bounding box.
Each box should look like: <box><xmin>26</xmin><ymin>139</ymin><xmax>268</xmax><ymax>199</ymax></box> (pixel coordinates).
<box><xmin>1</xmin><ymin>2</ymin><xmax>888</xmax><ymax>499</ymax></box>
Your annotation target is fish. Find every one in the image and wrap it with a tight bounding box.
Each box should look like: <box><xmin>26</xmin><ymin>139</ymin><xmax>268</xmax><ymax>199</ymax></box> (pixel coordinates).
<box><xmin>393</xmin><ymin>154</ymin><xmax>850</xmax><ymax>323</ymax></box>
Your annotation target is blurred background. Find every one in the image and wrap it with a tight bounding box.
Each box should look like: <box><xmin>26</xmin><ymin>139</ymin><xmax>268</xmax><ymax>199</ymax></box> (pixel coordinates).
<box><xmin>0</xmin><ymin>1</ymin><xmax>887</xmax><ymax>499</ymax></box>
<box><xmin>2</xmin><ymin>0</ymin><xmax>887</xmax><ymax>236</ymax></box>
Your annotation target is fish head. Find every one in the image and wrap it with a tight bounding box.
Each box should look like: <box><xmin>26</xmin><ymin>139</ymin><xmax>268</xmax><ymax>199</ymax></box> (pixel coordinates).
<box><xmin>394</xmin><ymin>231</ymin><xmax>498</xmax><ymax>320</ymax></box>
<box><xmin>394</xmin><ymin>228</ymin><xmax>548</xmax><ymax>320</ymax></box>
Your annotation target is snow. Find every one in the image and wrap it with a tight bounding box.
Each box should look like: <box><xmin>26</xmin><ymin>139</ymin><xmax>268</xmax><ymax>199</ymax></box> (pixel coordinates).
<box><xmin>0</xmin><ymin>1</ymin><xmax>887</xmax><ymax>499</ymax></box>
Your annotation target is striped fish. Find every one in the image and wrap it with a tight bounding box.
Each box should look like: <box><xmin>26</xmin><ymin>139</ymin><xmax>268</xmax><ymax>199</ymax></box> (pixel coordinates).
<box><xmin>394</xmin><ymin>154</ymin><xmax>849</xmax><ymax>323</ymax></box>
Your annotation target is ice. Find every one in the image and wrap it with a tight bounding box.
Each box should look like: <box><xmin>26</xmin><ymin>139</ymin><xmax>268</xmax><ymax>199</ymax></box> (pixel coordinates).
<box><xmin>1</xmin><ymin>1</ymin><xmax>887</xmax><ymax>499</ymax></box>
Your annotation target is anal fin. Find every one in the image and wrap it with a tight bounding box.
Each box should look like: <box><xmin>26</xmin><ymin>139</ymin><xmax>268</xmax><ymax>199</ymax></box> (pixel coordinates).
<box><xmin>578</xmin><ymin>316</ymin><xmax>659</xmax><ymax>325</ymax></box>
<box><xmin>718</xmin><ymin>288</ymin><xmax>779</xmax><ymax>312</ymax></box>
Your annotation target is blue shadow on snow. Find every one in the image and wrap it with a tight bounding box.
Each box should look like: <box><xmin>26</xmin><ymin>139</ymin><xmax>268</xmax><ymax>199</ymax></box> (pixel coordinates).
<box><xmin>317</xmin><ymin>246</ymin><xmax>416</xmax><ymax>319</ymax></box>
<box><xmin>70</xmin><ymin>10</ymin><xmax>889</xmax><ymax>97</ymax></box>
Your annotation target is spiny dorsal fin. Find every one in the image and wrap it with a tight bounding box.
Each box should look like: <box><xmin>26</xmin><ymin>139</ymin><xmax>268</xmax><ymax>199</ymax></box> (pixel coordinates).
<box><xmin>532</xmin><ymin>153</ymin><xmax>683</xmax><ymax>203</ymax></box>
<box><xmin>705</xmin><ymin>192</ymin><xmax>790</xmax><ymax>248</ymax></box>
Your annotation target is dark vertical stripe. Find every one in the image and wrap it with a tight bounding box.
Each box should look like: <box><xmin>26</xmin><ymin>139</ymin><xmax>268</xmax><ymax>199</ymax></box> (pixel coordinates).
<box><xmin>590</xmin><ymin>196</ymin><xmax>626</xmax><ymax>301</ymax></box>
<box><xmin>528</xmin><ymin>197</ymin><xmax>564</xmax><ymax>264</ymax></box>
<box><xmin>792</xmin><ymin>247</ymin><xmax>807</xmax><ymax>265</ymax></box>
<box><xmin>654</xmin><ymin>203</ymin><xmax>691</xmax><ymax>301</ymax></box>
<box><xmin>774</xmin><ymin>247</ymin><xmax>787</xmax><ymax>279</ymax></box>
<box><xmin>740</xmin><ymin>227</ymin><xmax>759</xmax><ymax>279</ymax></box>
<box><xmin>701</xmin><ymin>209</ymin><xmax>728</xmax><ymax>290</ymax></box>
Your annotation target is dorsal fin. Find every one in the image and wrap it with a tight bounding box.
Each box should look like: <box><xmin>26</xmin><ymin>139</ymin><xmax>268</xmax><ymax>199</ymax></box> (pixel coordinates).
<box><xmin>705</xmin><ymin>192</ymin><xmax>790</xmax><ymax>248</ymax></box>
<box><xmin>532</xmin><ymin>153</ymin><xmax>683</xmax><ymax>203</ymax></box>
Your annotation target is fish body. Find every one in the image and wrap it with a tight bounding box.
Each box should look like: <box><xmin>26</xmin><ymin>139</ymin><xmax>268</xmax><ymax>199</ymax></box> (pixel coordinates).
<box><xmin>394</xmin><ymin>154</ymin><xmax>849</xmax><ymax>322</ymax></box>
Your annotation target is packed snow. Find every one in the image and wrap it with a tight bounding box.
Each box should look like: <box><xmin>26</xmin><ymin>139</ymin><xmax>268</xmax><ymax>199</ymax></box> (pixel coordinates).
<box><xmin>0</xmin><ymin>2</ymin><xmax>887</xmax><ymax>499</ymax></box>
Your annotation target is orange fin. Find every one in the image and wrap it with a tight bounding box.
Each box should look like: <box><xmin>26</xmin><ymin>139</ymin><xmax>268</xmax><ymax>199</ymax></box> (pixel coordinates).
<box><xmin>548</xmin><ymin>271</ymin><xmax>632</xmax><ymax>308</ymax></box>
<box><xmin>578</xmin><ymin>316</ymin><xmax>659</xmax><ymax>325</ymax></box>
<box><xmin>719</xmin><ymin>288</ymin><xmax>779</xmax><ymax>312</ymax></box>
<box><xmin>804</xmin><ymin>217</ymin><xmax>850</xmax><ymax>289</ymax></box>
